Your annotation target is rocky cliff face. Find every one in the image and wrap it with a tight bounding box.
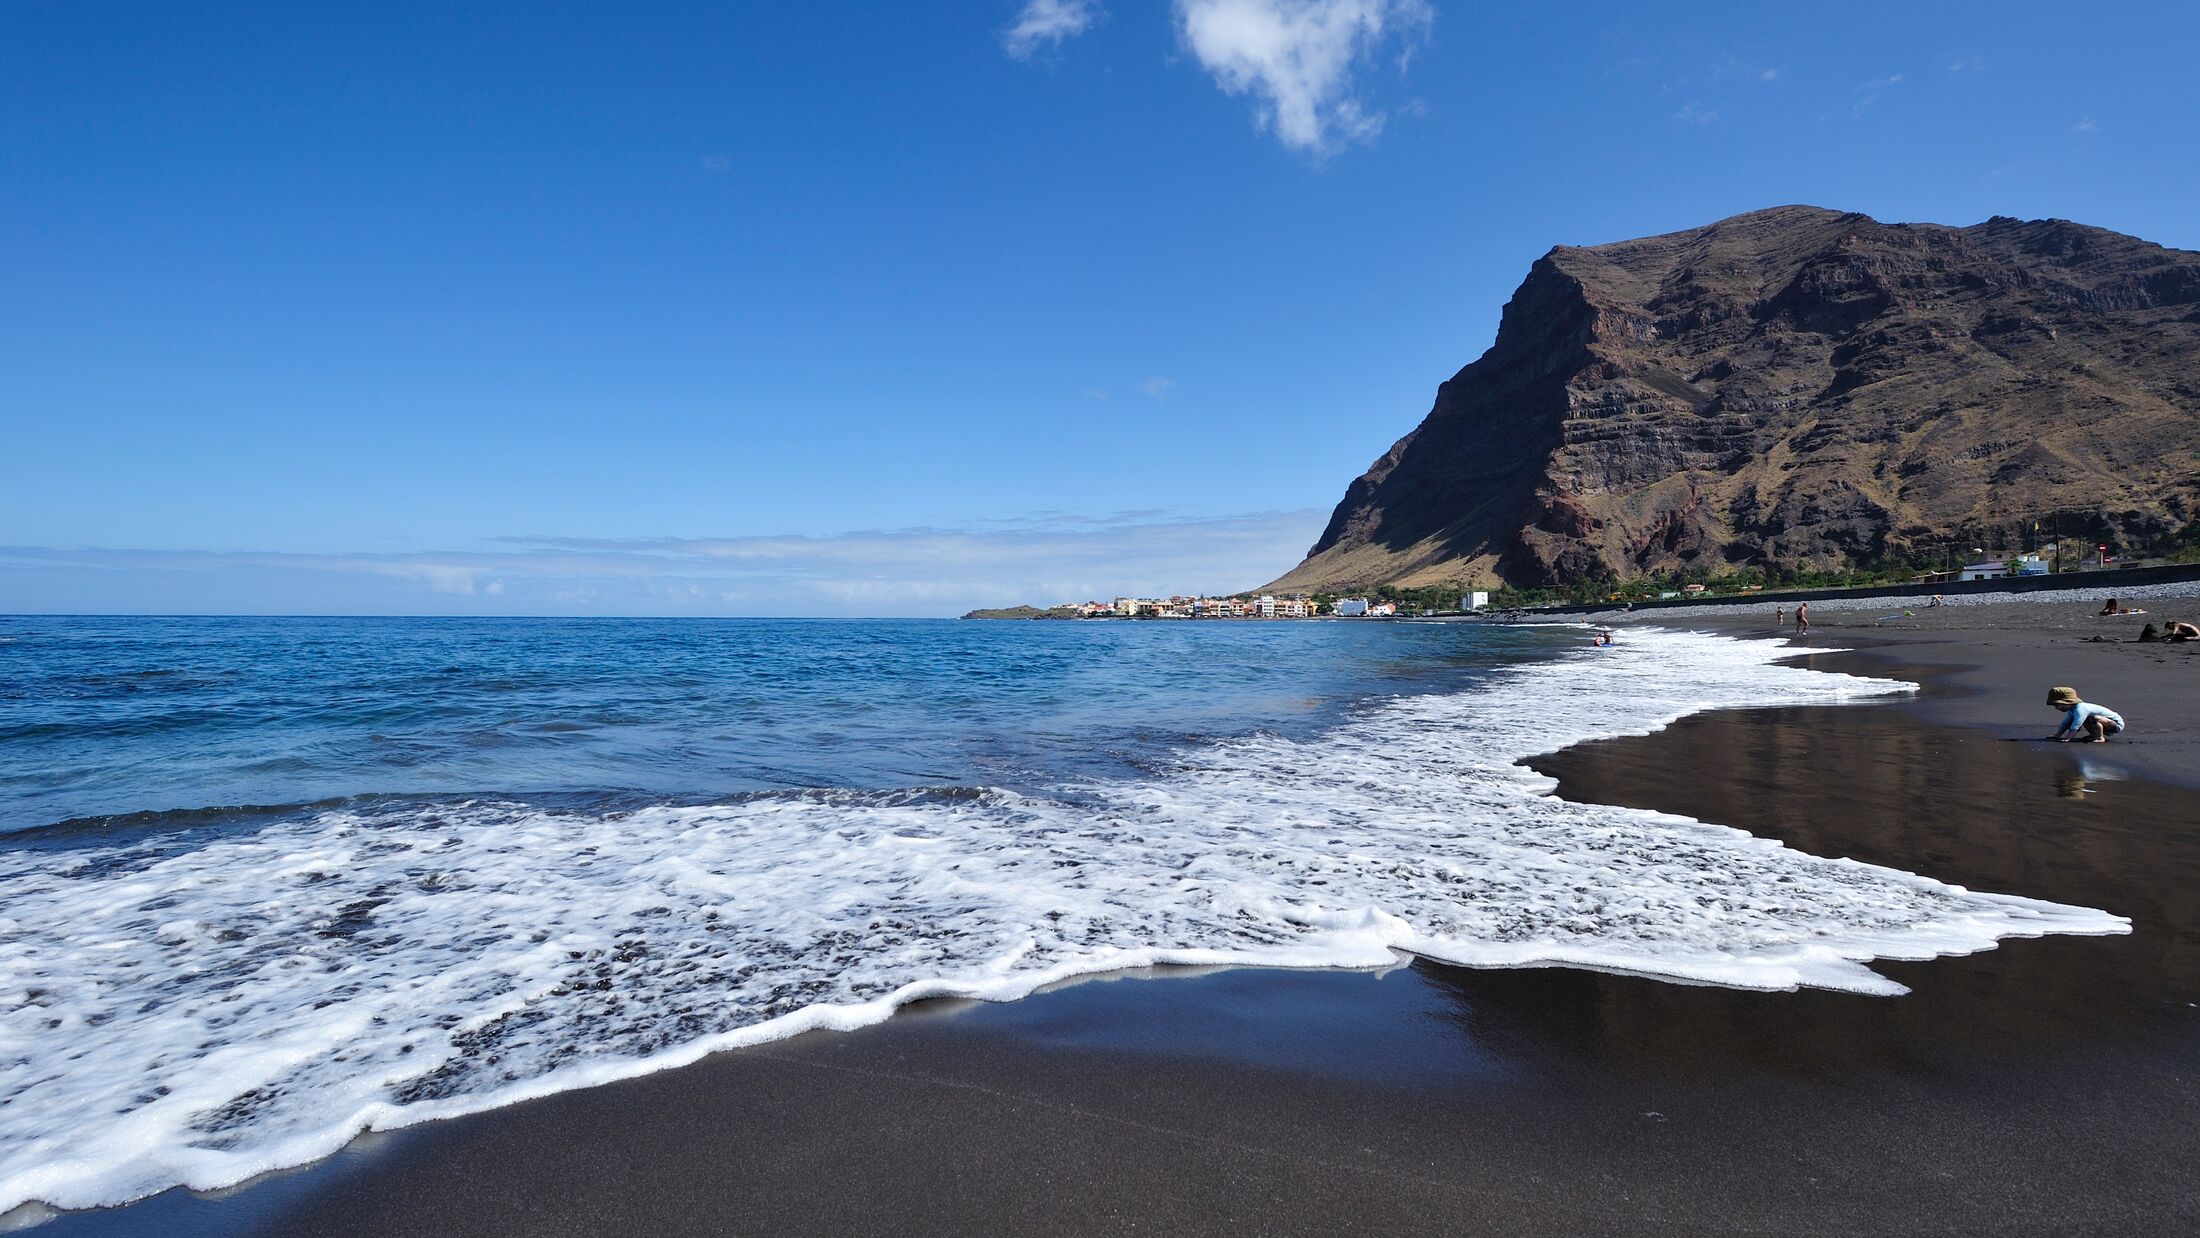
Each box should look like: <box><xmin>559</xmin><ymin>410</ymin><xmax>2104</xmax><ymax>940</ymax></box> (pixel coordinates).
<box><xmin>1267</xmin><ymin>206</ymin><xmax>2200</xmax><ymax>592</ymax></box>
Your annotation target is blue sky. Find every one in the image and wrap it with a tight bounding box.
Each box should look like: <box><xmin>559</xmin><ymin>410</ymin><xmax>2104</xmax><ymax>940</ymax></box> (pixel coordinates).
<box><xmin>4</xmin><ymin>1</ymin><xmax>2196</xmax><ymax>615</ymax></box>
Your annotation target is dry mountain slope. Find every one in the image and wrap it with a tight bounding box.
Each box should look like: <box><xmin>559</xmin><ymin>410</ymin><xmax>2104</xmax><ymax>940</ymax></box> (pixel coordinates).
<box><xmin>1266</xmin><ymin>206</ymin><xmax>2200</xmax><ymax>593</ymax></box>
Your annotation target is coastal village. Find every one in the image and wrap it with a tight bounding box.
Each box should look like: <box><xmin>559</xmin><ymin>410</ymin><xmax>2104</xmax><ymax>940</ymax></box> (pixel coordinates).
<box><xmin>1058</xmin><ymin>592</ymin><xmax>1493</xmax><ymax>619</ymax></box>
<box><xmin>987</xmin><ymin>546</ymin><xmax>2129</xmax><ymax>621</ymax></box>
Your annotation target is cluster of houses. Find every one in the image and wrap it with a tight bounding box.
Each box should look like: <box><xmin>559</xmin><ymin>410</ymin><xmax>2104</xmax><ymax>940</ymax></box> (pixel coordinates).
<box><xmin>1063</xmin><ymin>595</ymin><xmax>1345</xmax><ymax>619</ymax></box>
<box><xmin>1063</xmin><ymin>592</ymin><xmax>1491</xmax><ymax>619</ymax></box>
<box><xmin>1954</xmin><ymin>552</ymin><xmax>2053</xmax><ymax>581</ymax></box>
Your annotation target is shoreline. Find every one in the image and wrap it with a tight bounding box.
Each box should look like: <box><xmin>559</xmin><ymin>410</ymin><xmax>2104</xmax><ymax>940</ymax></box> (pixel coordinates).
<box><xmin>1606</xmin><ymin>589</ymin><xmax>2200</xmax><ymax>790</ymax></box>
<box><xmin>27</xmin><ymin>615</ymin><xmax>2200</xmax><ymax>1236</ymax></box>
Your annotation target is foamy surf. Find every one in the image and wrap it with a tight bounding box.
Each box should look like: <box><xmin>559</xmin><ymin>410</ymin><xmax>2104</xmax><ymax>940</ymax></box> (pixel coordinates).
<box><xmin>0</xmin><ymin>628</ymin><xmax>2127</xmax><ymax>1213</ymax></box>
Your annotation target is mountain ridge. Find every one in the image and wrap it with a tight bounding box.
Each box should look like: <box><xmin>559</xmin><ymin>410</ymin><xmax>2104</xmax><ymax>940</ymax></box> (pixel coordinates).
<box><xmin>1265</xmin><ymin>206</ymin><xmax>2200</xmax><ymax>593</ymax></box>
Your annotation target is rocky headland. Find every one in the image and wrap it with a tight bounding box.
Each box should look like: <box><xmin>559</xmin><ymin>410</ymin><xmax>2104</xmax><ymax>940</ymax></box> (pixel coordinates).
<box><xmin>1267</xmin><ymin>206</ymin><xmax>2200</xmax><ymax>593</ymax></box>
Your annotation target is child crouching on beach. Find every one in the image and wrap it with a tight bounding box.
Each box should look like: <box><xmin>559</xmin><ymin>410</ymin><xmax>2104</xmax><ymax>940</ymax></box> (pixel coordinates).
<box><xmin>2047</xmin><ymin>686</ymin><xmax>2125</xmax><ymax>744</ymax></box>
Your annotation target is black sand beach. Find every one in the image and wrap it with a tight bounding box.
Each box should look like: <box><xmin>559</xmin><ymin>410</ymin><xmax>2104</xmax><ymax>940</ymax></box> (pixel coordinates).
<box><xmin>1656</xmin><ymin>594</ymin><xmax>2200</xmax><ymax>790</ymax></box>
<box><xmin>33</xmin><ymin>609</ymin><xmax>2200</xmax><ymax>1237</ymax></box>
<box><xmin>1881</xmin><ymin>609</ymin><xmax>2200</xmax><ymax>788</ymax></box>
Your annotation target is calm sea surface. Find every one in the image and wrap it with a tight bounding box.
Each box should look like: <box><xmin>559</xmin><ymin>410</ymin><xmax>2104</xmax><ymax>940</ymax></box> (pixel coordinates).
<box><xmin>0</xmin><ymin>615</ymin><xmax>1567</xmax><ymax>835</ymax></box>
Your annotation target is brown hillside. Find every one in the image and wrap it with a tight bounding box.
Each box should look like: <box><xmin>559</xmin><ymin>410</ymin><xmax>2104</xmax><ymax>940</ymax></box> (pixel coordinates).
<box><xmin>1267</xmin><ymin>206</ymin><xmax>2200</xmax><ymax>592</ymax></box>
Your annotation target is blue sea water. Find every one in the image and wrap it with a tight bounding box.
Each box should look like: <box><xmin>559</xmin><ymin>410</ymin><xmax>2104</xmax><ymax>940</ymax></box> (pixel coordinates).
<box><xmin>0</xmin><ymin>615</ymin><xmax>2125</xmax><ymax>1215</ymax></box>
<box><xmin>0</xmin><ymin>616</ymin><xmax>1568</xmax><ymax>836</ymax></box>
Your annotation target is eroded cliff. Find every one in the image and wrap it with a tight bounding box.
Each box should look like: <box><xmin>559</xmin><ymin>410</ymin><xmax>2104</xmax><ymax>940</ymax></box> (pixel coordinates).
<box><xmin>1268</xmin><ymin>206</ymin><xmax>2200</xmax><ymax>591</ymax></box>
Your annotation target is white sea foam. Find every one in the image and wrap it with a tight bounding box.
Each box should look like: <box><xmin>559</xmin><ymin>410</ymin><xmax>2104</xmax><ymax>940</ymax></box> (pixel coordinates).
<box><xmin>0</xmin><ymin>629</ymin><xmax>2127</xmax><ymax>1212</ymax></box>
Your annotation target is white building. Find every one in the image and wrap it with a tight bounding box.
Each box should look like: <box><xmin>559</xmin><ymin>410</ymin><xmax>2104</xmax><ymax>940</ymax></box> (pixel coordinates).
<box><xmin>1958</xmin><ymin>555</ymin><xmax>2048</xmax><ymax>581</ymax></box>
<box><xmin>1465</xmin><ymin>590</ymin><xmax>1491</xmax><ymax>611</ymax></box>
<box><xmin>1256</xmin><ymin>595</ymin><xmax>1275</xmax><ymax>618</ymax></box>
<box><xmin>1334</xmin><ymin>597</ymin><xmax>1369</xmax><ymax>616</ymax></box>
<box><xmin>1114</xmin><ymin>597</ymin><xmax>1141</xmax><ymax>615</ymax></box>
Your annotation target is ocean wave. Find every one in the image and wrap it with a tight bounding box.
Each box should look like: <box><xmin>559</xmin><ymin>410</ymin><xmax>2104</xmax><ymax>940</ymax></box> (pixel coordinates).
<box><xmin>0</xmin><ymin>629</ymin><xmax>2128</xmax><ymax>1213</ymax></box>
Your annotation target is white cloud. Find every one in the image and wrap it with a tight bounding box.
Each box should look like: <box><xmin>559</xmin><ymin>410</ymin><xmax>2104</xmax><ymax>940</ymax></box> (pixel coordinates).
<box><xmin>1717</xmin><ymin>56</ymin><xmax>1779</xmax><ymax>83</ymax></box>
<box><xmin>1002</xmin><ymin>0</ymin><xmax>1103</xmax><ymax>60</ymax></box>
<box><xmin>0</xmin><ymin>509</ymin><xmax>1332</xmax><ymax>617</ymax></box>
<box><xmin>1674</xmin><ymin>101</ymin><xmax>1718</xmax><ymax>125</ymax></box>
<box><xmin>2071</xmin><ymin>115</ymin><xmax>2098</xmax><ymax>135</ymax></box>
<box><xmin>1141</xmin><ymin>375</ymin><xmax>1177</xmax><ymax>400</ymax></box>
<box><xmin>1174</xmin><ymin>0</ymin><xmax>1433</xmax><ymax>155</ymax></box>
<box><xmin>1850</xmin><ymin>73</ymin><xmax>1903</xmax><ymax>116</ymax></box>
<box><xmin>699</xmin><ymin>154</ymin><xmax>731</xmax><ymax>173</ymax></box>
<box><xmin>358</xmin><ymin>562</ymin><xmax>485</xmax><ymax>595</ymax></box>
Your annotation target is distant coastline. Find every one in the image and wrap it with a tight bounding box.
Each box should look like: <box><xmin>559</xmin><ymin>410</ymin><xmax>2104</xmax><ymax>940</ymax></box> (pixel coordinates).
<box><xmin>963</xmin><ymin>591</ymin><xmax>1487</xmax><ymax>620</ymax></box>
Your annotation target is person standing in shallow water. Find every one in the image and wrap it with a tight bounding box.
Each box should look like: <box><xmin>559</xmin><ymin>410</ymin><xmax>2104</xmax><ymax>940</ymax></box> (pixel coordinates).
<box><xmin>1795</xmin><ymin>602</ymin><xmax>1810</xmax><ymax>635</ymax></box>
<box><xmin>1775</xmin><ymin>605</ymin><xmax>1786</xmax><ymax>627</ymax></box>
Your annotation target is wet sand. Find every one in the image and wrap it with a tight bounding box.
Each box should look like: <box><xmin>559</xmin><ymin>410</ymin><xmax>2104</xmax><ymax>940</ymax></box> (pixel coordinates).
<box><xmin>33</xmin><ymin>622</ymin><xmax>2200</xmax><ymax>1237</ymax></box>
<box><xmin>1627</xmin><ymin>595</ymin><xmax>2200</xmax><ymax>788</ymax></box>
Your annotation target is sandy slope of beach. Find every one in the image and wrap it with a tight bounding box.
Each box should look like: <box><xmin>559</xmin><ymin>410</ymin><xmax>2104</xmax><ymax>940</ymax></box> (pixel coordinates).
<box><xmin>1620</xmin><ymin>593</ymin><xmax>2200</xmax><ymax>789</ymax></box>
<box><xmin>31</xmin><ymin>605</ymin><xmax>2200</xmax><ymax>1238</ymax></box>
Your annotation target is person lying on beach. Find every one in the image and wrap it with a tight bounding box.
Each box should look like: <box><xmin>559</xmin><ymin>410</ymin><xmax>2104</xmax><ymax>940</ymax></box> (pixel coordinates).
<box><xmin>2098</xmin><ymin>598</ymin><xmax>2146</xmax><ymax>616</ymax></box>
<box><xmin>2047</xmin><ymin>686</ymin><xmax>2125</xmax><ymax>744</ymax></box>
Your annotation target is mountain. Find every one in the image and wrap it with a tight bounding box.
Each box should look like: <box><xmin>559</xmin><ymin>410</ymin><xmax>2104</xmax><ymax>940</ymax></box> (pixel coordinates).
<box><xmin>1266</xmin><ymin>206</ymin><xmax>2200</xmax><ymax>593</ymax></box>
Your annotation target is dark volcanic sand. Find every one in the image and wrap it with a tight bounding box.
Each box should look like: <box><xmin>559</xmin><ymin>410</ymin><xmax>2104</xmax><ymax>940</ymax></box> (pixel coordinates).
<box><xmin>31</xmin><ymin>627</ymin><xmax>2200</xmax><ymax>1237</ymax></box>
<box><xmin>1641</xmin><ymin>595</ymin><xmax>2200</xmax><ymax>789</ymax></box>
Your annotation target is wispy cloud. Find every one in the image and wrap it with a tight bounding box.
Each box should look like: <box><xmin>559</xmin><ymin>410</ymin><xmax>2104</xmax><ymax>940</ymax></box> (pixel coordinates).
<box><xmin>1002</xmin><ymin>0</ymin><xmax>1104</xmax><ymax>60</ymax></box>
<box><xmin>2071</xmin><ymin>115</ymin><xmax>2098</xmax><ymax>135</ymax></box>
<box><xmin>699</xmin><ymin>154</ymin><xmax>731</xmax><ymax>173</ymax></box>
<box><xmin>1141</xmin><ymin>375</ymin><xmax>1177</xmax><ymax>400</ymax></box>
<box><xmin>1849</xmin><ymin>73</ymin><xmax>1904</xmax><ymax>116</ymax></box>
<box><xmin>0</xmin><ymin>510</ymin><xmax>1331</xmax><ymax>617</ymax></box>
<box><xmin>1722</xmin><ymin>56</ymin><xmax>1779</xmax><ymax>83</ymax></box>
<box><xmin>1674</xmin><ymin>101</ymin><xmax>1718</xmax><ymax>125</ymax></box>
<box><xmin>1174</xmin><ymin>0</ymin><xmax>1433</xmax><ymax>155</ymax></box>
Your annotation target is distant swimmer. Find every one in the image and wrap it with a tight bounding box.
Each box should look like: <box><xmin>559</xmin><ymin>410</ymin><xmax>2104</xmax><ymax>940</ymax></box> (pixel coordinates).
<box><xmin>2047</xmin><ymin>686</ymin><xmax>2125</xmax><ymax>744</ymax></box>
<box><xmin>1592</xmin><ymin>630</ymin><xmax>1614</xmax><ymax>647</ymax></box>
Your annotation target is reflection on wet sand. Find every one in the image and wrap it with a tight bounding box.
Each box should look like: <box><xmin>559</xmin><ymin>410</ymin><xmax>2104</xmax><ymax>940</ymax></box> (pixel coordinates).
<box><xmin>1516</xmin><ymin>695</ymin><xmax>2200</xmax><ymax>1076</ymax></box>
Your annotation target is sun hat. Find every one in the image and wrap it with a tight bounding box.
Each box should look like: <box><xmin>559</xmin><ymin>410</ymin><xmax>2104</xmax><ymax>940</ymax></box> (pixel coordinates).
<box><xmin>2047</xmin><ymin>686</ymin><xmax>2081</xmax><ymax>708</ymax></box>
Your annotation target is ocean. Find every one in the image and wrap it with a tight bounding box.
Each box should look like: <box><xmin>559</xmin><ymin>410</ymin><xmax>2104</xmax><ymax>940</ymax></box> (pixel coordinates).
<box><xmin>0</xmin><ymin>615</ymin><xmax>2126</xmax><ymax>1214</ymax></box>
